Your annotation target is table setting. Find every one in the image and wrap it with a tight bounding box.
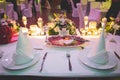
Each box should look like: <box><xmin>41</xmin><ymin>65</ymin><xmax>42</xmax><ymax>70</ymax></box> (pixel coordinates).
<box><xmin>0</xmin><ymin>16</ymin><xmax>120</xmax><ymax>77</ymax></box>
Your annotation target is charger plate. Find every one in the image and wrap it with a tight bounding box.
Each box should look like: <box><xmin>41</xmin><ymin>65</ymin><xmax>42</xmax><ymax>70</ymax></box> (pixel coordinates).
<box><xmin>79</xmin><ymin>50</ymin><xmax>118</xmax><ymax>70</ymax></box>
<box><xmin>1</xmin><ymin>51</ymin><xmax>41</xmax><ymax>70</ymax></box>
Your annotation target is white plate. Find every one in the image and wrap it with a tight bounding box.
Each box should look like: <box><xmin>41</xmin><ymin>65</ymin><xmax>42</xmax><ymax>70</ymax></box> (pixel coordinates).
<box><xmin>79</xmin><ymin>50</ymin><xmax>118</xmax><ymax>70</ymax></box>
<box><xmin>1</xmin><ymin>51</ymin><xmax>41</xmax><ymax>70</ymax></box>
<box><xmin>47</xmin><ymin>35</ymin><xmax>88</xmax><ymax>48</ymax></box>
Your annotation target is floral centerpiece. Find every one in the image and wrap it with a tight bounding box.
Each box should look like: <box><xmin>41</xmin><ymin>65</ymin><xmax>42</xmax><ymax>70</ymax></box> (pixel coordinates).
<box><xmin>105</xmin><ymin>17</ymin><xmax>120</xmax><ymax>35</ymax></box>
<box><xmin>0</xmin><ymin>19</ymin><xmax>20</xmax><ymax>44</ymax></box>
<box><xmin>47</xmin><ymin>13</ymin><xmax>77</xmax><ymax>35</ymax></box>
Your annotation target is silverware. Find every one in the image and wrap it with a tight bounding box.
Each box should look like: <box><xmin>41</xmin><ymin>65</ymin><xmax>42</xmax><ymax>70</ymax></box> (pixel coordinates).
<box><xmin>66</xmin><ymin>53</ymin><xmax>72</xmax><ymax>71</ymax></box>
<box><xmin>114</xmin><ymin>51</ymin><xmax>120</xmax><ymax>60</ymax></box>
<box><xmin>0</xmin><ymin>51</ymin><xmax>4</xmax><ymax>59</ymax></box>
<box><xmin>40</xmin><ymin>52</ymin><xmax>48</xmax><ymax>72</ymax></box>
<box><xmin>34</xmin><ymin>48</ymin><xmax>43</xmax><ymax>50</ymax></box>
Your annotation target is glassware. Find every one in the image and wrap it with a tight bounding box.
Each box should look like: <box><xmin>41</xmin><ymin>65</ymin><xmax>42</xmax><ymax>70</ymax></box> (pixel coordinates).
<box><xmin>22</xmin><ymin>16</ymin><xmax>27</xmax><ymax>28</ymax></box>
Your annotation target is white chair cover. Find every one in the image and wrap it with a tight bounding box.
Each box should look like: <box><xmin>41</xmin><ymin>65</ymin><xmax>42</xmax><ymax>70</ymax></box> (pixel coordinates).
<box><xmin>20</xmin><ymin>3</ymin><xmax>32</xmax><ymax>18</ymax></box>
<box><xmin>45</xmin><ymin>0</ymin><xmax>51</xmax><ymax>9</ymax></box>
<box><xmin>22</xmin><ymin>8</ymin><xmax>32</xmax><ymax>18</ymax></box>
<box><xmin>20</xmin><ymin>3</ymin><xmax>26</xmax><ymax>11</ymax></box>
<box><xmin>34</xmin><ymin>0</ymin><xmax>41</xmax><ymax>12</ymax></box>
<box><xmin>88</xmin><ymin>8</ymin><xmax>101</xmax><ymax>22</ymax></box>
<box><xmin>0</xmin><ymin>9</ymin><xmax>4</xmax><ymax>19</ymax></box>
<box><xmin>85</xmin><ymin>1</ymin><xmax>91</xmax><ymax>16</ymax></box>
<box><xmin>5</xmin><ymin>3</ymin><xmax>14</xmax><ymax>19</ymax></box>
<box><xmin>77</xmin><ymin>3</ymin><xmax>85</xmax><ymax>29</ymax></box>
<box><xmin>70</xmin><ymin>0</ymin><xmax>79</xmax><ymax>17</ymax></box>
<box><xmin>13</xmin><ymin>11</ymin><xmax>18</xmax><ymax>20</ymax></box>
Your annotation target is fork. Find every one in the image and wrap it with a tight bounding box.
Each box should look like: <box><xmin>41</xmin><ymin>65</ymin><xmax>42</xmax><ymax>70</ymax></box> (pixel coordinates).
<box><xmin>66</xmin><ymin>53</ymin><xmax>72</xmax><ymax>71</ymax></box>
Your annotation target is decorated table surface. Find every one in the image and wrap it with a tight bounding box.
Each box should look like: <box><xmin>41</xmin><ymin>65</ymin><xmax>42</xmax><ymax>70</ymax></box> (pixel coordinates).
<box><xmin>0</xmin><ymin>34</ymin><xmax>120</xmax><ymax>77</ymax></box>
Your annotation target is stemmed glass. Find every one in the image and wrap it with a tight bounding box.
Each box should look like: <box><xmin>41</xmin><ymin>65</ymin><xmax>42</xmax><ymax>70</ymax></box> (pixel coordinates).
<box><xmin>109</xmin><ymin>23</ymin><xmax>120</xmax><ymax>43</ymax></box>
<box><xmin>84</xmin><ymin>16</ymin><xmax>89</xmax><ymax>29</ymax></box>
<box><xmin>43</xmin><ymin>25</ymin><xmax>49</xmax><ymax>43</ymax></box>
<box><xmin>22</xmin><ymin>16</ymin><xmax>27</xmax><ymax>28</ymax></box>
<box><xmin>37</xmin><ymin>18</ymin><xmax>44</xmax><ymax>35</ymax></box>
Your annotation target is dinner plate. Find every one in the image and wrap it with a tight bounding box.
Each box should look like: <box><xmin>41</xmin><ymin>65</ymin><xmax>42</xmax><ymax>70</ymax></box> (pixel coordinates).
<box><xmin>47</xmin><ymin>35</ymin><xmax>88</xmax><ymax>48</ymax></box>
<box><xmin>1</xmin><ymin>51</ymin><xmax>41</xmax><ymax>70</ymax></box>
<box><xmin>79</xmin><ymin>50</ymin><xmax>118</xmax><ymax>70</ymax></box>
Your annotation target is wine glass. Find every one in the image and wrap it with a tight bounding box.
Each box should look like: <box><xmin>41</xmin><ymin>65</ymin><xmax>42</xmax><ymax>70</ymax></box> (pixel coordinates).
<box><xmin>109</xmin><ymin>24</ymin><xmax>120</xmax><ymax>43</ymax></box>
<box><xmin>84</xmin><ymin>16</ymin><xmax>89</xmax><ymax>28</ymax></box>
<box><xmin>43</xmin><ymin>25</ymin><xmax>49</xmax><ymax>43</ymax></box>
<box><xmin>22</xmin><ymin>16</ymin><xmax>27</xmax><ymax>28</ymax></box>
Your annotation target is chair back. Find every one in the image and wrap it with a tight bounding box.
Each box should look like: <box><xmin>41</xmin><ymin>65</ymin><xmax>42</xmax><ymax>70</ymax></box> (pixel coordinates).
<box><xmin>77</xmin><ymin>3</ymin><xmax>85</xmax><ymax>28</ymax></box>
<box><xmin>70</xmin><ymin>0</ymin><xmax>79</xmax><ymax>17</ymax></box>
<box><xmin>85</xmin><ymin>1</ymin><xmax>91</xmax><ymax>16</ymax></box>
<box><xmin>89</xmin><ymin>8</ymin><xmax>101</xmax><ymax>22</ymax></box>
<box><xmin>5</xmin><ymin>3</ymin><xmax>14</xmax><ymax>19</ymax></box>
<box><xmin>34</xmin><ymin>0</ymin><xmax>41</xmax><ymax>12</ymax></box>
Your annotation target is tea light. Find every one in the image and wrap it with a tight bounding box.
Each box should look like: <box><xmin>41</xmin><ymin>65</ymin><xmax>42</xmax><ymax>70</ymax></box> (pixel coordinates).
<box><xmin>87</xmin><ymin>31</ymin><xmax>91</xmax><ymax>35</ymax></box>
<box><xmin>30</xmin><ymin>25</ymin><xmax>40</xmax><ymax>36</ymax></box>
<box><xmin>94</xmin><ymin>31</ymin><xmax>98</xmax><ymax>35</ymax></box>
<box><xmin>89</xmin><ymin>21</ymin><xmax>97</xmax><ymax>29</ymax></box>
<box><xmin>22</xmin><ymin>27</ymin><xmax>28</xmax><ymax>33</ymax></box>
<box><xmin>81</xmin><ymin>30</ymin><xmax>86</xmax><ymax>36</ymax></box>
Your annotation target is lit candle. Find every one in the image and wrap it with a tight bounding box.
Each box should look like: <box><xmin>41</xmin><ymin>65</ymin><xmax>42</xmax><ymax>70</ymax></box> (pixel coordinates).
<box><xmin>94</xmin><ymin>31</ymin><xmax>98</xmax><ymax>35</ymax></box>
<box><xmin>37</xmin><ymin>17</ymin><xmax>43</xmax><ymax>28</ymax></box>
<box><xmin>22</xmin><ymin>27</ymin><xmax>28</xmax><ymax>33</ymax></box>
<box><xmin>30</xmin><ymin>25</ymin><xmax>40</xmax><ymax>36</ymax></box>
<box><xmin>101</xmin><ymin>17</ymin><xmax>107</xmax><ymax>27</ymax></box>
<box><xmin>98</xmin><ymin>28</ymin><xmax>102</xmax><ymax>34</ymax></box>
<box><xmin>81</xmin><ymin>30</ymin><xmax>86</xmax><ymax>36</ymax></box>
<box><xmin>84</xmin><ymin>16</ymin><xmax>89</xmax><ymax>27</ymax></box>
<box><xmin>87</xmin><ymin>31</ymin><xmax>91</xmax><ymax>35</ymax></box>
<box><xmin>89</xmin><ymin>21</ymin><xmax>97</xmax><ymax>29</ymax></box>
<box><xmin>22</xmin><ymin>16</ymin><xmax>27</xmax><ymax>27</ymax></box>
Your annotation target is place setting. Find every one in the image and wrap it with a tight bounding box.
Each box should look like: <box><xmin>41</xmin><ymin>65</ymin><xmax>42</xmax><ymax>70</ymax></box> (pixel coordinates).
<box><xmin>78</xmin><ymin>24</ymin><xmax>118</xmax><ymax>70</ymax></box>
<box><xmin>1</xmin><ymin>28</ymin><xmax>41</xmax><ymax>70</ymax></box>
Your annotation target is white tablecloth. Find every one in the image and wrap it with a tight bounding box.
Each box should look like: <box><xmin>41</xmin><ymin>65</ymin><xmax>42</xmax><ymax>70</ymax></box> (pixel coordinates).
<box><xmin>0</xmin><ymin>34</ymin><xmax>120</xmax><ymax>77</ymax></box>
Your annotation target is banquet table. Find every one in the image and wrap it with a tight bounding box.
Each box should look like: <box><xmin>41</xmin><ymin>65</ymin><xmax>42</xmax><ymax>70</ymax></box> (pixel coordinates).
<box><xmin>0</xmin><ymin>34</ymin><xmax>120</xmax><ymax>78</ymax></box>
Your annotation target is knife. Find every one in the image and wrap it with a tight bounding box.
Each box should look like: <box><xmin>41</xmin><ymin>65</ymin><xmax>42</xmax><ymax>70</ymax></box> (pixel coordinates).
<box><xmin>114</xmin><ymin>51</ymin><xmax>120</xmax><ymax>60</ymax></box>
<box><xmin>40</xmin><ymin>52</ymin><xmax>48</xmax><ymax>72</ymax></box>
<box><xmin>34</xmin><ymin>48</ymin><xmax>43</xmax><ymax>50</ymax></box>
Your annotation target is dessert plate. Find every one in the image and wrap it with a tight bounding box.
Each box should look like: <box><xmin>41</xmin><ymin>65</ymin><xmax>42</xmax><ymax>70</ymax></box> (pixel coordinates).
<box><xmin>79</xmin><ymin>50</ymin><xmax>118</xmax><ymax>70</ymax></box>
<box><xmin>1</xmin><ymin>51</ymin><xmax>41</xmax><ymax>70</ymax></box>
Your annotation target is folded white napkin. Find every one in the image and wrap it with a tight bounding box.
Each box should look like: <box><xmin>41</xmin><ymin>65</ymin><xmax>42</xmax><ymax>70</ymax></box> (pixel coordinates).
<box><xmin>87</xmin><ymin>26</ymin><xmax>109</xmax><ymax>65</ymax></box>
<box><xmin>12</xmin><ymin>28</ymin><xmax>34</xmax><ymax>65</ymax></box>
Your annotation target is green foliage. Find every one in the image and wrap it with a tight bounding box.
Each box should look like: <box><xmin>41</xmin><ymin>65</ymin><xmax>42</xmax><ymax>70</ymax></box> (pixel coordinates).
<box><xmin>105</xmin><ymin>22</ymin><xmax>120</xmax><ymax>35</ymax></box>
<box><xmin>105</xmin><ymin>22</ymin><xmax>114</xmax><ymax>34</ymax></box>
